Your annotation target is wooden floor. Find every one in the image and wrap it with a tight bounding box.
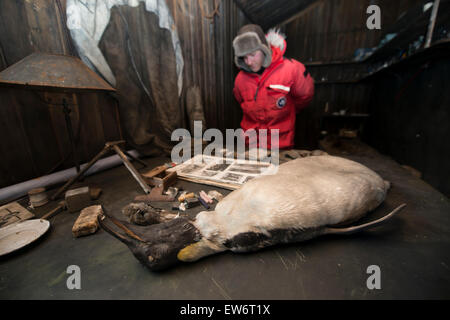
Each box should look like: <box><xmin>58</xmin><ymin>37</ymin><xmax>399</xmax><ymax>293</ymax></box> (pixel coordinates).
<box><xmin>0</xmin><ymin>140</ymin><xmax>449</xmax><ymax>299</ymax></box>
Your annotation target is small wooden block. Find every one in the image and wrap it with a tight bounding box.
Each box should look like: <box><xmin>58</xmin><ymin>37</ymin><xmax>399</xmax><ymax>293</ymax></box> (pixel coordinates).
<box><xmin>90</xmin><ymin>186</ymin><xmax>102</xmax><ymax>200</ymax></box>
<box><xmin>72</xmin><ymin>205</ymin><xmax>103</xmax><ymax>238</ymax></box>
<box><xmin>65</xmin><ymin>187</ymin><xmax>91</xmax><ymax>213</ymax></box>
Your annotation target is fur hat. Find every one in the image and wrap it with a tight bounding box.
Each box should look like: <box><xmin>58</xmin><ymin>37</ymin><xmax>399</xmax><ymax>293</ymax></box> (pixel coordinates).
<box><xmin>233</xmin><ymin>24</ymin><xmax>272</xmax><ymax>72</ymax></box>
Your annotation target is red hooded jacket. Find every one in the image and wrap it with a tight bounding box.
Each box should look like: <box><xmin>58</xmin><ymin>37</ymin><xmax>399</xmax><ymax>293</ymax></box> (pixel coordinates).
<box><xmin>233</xmin><ymin>31</ymin><xmax>314</xmax><ymax>150</ymax></box>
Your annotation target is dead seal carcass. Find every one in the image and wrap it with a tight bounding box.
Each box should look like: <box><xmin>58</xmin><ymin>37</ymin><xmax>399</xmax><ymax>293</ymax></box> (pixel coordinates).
<box><xmin>99</xmin><ymin>155</ymin><xmax>406</xmax><ymax>271</ymax></box>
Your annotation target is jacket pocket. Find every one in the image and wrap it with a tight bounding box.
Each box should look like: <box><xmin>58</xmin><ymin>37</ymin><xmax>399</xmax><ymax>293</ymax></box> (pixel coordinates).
<box><xmin>266</xmin><ymin>86</ymin><xmax>291</xmax><ymax>115</ymax></box>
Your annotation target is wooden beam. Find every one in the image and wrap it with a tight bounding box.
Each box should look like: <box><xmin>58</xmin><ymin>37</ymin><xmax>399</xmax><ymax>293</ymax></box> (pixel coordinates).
<box><xmin>232</xmin><ymin>0</ymin><xmax>255</xmax><ymax>24</ymax></box>
<box><xmin>279</xmin><ymin>0</ymin><xmax>322</xmax><ymax>27</ymax></box>
<box><xmin>425</xmin><ymin>0</ymin><xmax>440</xmax><ymax>48</ymax></box>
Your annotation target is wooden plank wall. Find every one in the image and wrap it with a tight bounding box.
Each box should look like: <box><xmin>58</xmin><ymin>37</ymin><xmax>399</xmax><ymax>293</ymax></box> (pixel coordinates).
<box><xmin>366</xmin><ymin>57</ymin><xmax>450</xmax><ymax>196</ymax></box>
<box><xmin>283</xmin><ymin>0</ymin><xmax>426</xmax><ymax>149</ymax></box>
<box><xmin>166</xmin><ymin>0</ymin><xmax>248</xmax><ymax>132</ymax></box>
<box><xmin>233</xmin><ymin>0</ymin><xmax>318</xmax><ymax>30</ymax></box>
<box><xmin>284</xmin><ymin>0</ymin><xmax>426</xmax><ymax>62</ymax></box>
<box><xmin>0</xmin><ymin>0</ymin><xmax>122</xmax><ymax>189</ymax></box>
<box><xmin>0</xmin><ymin>0</ymin><xmax>249</xmax><ymax>189</ymax></box>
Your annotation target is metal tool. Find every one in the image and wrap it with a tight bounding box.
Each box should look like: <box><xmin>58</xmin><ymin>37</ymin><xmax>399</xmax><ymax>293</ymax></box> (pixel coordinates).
<box><xmin>41</xmin><ymin>201</ymin><xmax>67</xmax><ymax>220</ymax></box>
<box><xmin>135</xmin><ymin>185</ymin><xmax>176</xmax><ymax>202</ymax></box>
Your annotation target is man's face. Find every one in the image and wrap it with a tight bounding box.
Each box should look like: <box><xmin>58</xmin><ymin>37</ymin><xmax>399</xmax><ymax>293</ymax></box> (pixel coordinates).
<box><xmin>243</xmin><ymin>50</ymin><xmax>265</xmax><ymax>72</ymax></box>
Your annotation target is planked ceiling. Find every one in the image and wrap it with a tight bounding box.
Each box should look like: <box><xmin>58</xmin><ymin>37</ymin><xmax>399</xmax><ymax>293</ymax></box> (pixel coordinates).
<box><xmin>233</xmin><ymin>0</ymin><xmax>320</xmax><ymax>30</ymax></box>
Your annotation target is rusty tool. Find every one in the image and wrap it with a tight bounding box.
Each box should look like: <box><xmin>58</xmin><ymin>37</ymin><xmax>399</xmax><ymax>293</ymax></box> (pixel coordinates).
<box><xmin>135</xmin><ymin>185</ymin><xmax>176</xmax><ymax>202</ymax></box>
<box><xmin>41</xmin><ymin>201</ymin><xmax>67</xmax><ymax>220</ymax></box>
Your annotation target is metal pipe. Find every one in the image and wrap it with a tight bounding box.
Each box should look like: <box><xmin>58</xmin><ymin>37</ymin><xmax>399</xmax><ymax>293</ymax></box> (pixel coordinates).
<box><xmin>0</xmin><ymin>150</ymin><xmax>142</xmax><ymax>204</ymax></box>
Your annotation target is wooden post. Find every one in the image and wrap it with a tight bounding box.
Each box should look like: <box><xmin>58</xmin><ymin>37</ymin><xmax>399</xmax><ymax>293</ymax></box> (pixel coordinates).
<box><xmin>425</xmin><ymin>0</ymin><xmax>440</xmax><ymax>48</ymax></box>
<box><xmin>112</xmin><ymin>144</ymin><xmax>152</xmax><ymax>194</ymax></box>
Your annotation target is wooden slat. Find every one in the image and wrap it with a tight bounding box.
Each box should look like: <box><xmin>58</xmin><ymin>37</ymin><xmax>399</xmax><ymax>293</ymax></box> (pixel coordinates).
<box><xmin>0</xmin><ymin>0</ymin><xmax>251</xmax><ymax>189</ymax></box>
<box><xmin>0</xmin><ymin>88</ymin><xmax>36</xmax><ymax>188</ymax></box>
<box><xmin>0</xmin><ymin>0</ymin><xmax>123</xmax><ymax>188</ymax></box>
<box><xmin>234</xmin><ymin>0</ymin><xmax>319</xmax><ymax>29</ymax></box>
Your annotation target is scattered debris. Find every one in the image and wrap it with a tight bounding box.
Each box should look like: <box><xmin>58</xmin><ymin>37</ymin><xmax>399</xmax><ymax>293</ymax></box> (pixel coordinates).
<box><xmin>135</xmin><ymin>185</ymin><xmax>176</xmax><ymax>202</ymax></box>
<box><xmin>65</xmin><ymin>187</ymin><xmax>91</xmax><ymax>213</ymax></box>
<box><xmin>207</xmin><ymin>190</ymin><xmax>223</xmax><ymax>202</ymax></box>
<box><xmin>178</xmin><ymin>192</ymin><xmax>195</xmax><ymax>202</ymax></box>
<box><xmin>172</xmin><ymin>202</ymin><xmax>182</xmax><ymax>211</ymax></box>
<box><xmin>72</xmin><ymin>205</ymin><xmax>103</xmax><ymax>238</ymax></box>
<box><xmin>339</xmin><ymin>129</ymin><xmax>358</xmax><ymax>139</ymax></box>
<box><xmin>198</xmin><ymin>196</ymin><xmax>210</xmax><ymax>209</ymax></box>
<box><xmin>185</xmin><ymin>197</ymin><xmax>200</xmax><ymax>209</ymax></box>
<box><xmin>0</xmin><ymin>202</ymin><xmax>34</xmax><ymax>228</ymax></box>
<box><xmin>89</xmin><ymin>185</ymin><xmax>103</xmax><ymax>200</ymax></box>
<box><xmin>164</xmin><ymin>187</ymin><xmax>179</xmax><ymax>198</ymax></box>
<box><xmin>199</xmin><ymin>190</ymin><xmax>213</xmax><ymax>204</ymax></box>
<box><xmin>122</xmin><ymin>202</ymin><xmax>178</xmax><ymax>225</ymax></box>
<box><xmin>28</xmin><ymin>187</ymin><xmax>48</xmax><ymax>208</ymax></box>
<box><xmin>284</xmin><ymin>150</ymin><xmax>301</xmax><ymax>159</ymax></box>
<box><xmin>41</xmin><ymin>201</ymin><xmax>67</xmax><ymax>220</ymax></box>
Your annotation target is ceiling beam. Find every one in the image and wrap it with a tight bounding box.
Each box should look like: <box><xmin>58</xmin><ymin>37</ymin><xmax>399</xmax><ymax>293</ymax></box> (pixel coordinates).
<box><xmin>232</xmin><ymin>0</ymin><xmax>321</xmax><ymax>30</ymax></box>
<box><xmin>278</xmin><ymin>0</ymin><xmax>323</xmax><ymax>27</ymax></box>
<box><xmin>232</xmin><ymin>0</ymin><xmax>256</xmax><ymax>24</ymax></box>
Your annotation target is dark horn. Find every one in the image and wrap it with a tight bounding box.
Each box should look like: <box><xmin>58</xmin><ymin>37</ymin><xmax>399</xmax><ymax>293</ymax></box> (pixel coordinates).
<box><xmin>97</xmin><ymin>213</ymin><xmax>140</xmax><ymax>247</ymax></box>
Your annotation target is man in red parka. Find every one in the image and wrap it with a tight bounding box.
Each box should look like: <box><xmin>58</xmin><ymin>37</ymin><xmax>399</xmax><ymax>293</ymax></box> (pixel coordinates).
<box><xmin>233</xmin><ymin>24</ymin><xmax>314</xmax><ymax>150</ymax></box>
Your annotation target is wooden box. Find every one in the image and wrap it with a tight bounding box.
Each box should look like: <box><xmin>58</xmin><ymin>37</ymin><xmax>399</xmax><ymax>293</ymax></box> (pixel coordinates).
<box><xmin>142</xmin><ymin>166</ymin><xmax>177</xmax><ymax>190</ymax></box>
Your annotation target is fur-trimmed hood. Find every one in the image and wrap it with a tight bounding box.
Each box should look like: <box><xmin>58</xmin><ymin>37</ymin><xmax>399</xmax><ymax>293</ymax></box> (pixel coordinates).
<box><xmin>266</xmin><ymin>28</ymin><xmax>286</xmax><ymax>51</ymax></box>
<box><xmin>265</xmin><ymin>28</ymin><xmax>287</xmax><ymax>65</ymax></box>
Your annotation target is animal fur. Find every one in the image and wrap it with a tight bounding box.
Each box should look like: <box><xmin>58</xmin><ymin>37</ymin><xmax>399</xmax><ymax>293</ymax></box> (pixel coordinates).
<box><xmin>266</xmin><ymin>28</ymin><xmax>286</xmax><ymax>50</ymax></box>
<box><xmin>122</xmin><ymin>202</ymin><xmax>178</xmax><ymax>226</ymax></box>
<box><xmin>99</xmin><ymin>154</ymin><xmax>406</xmax><ymax>271</ymax></box>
